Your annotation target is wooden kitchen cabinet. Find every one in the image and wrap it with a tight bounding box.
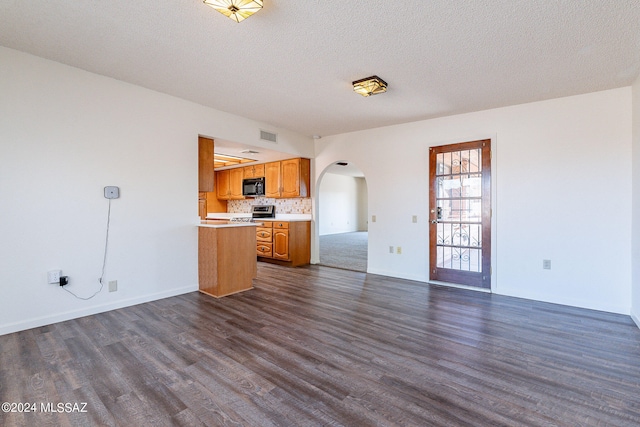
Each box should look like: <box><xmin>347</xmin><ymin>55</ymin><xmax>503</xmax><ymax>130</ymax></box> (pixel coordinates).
<box><xmin>243</xmin><ymin>164</ymin><xmax>265</xmax><ymax>179</ymax></box>
<box><xmin>256</xmin><ymin>223</ymin><xmax>273</xmax><ymax>257</ymax></box>
<box><xmin>198</xmin><ymin>137</ymin><xmax>214</xmax><ymax>192</ymax></box>
<box><xmin>273</xmin><ymin>222</ymin><xmax>289</xmax><ymax>260</ymax></box>
<box><xmin>198</xmin><ymin>225</ymin><xmax>256</xmax><ymax>298</ymax></box>
<box><xmin>230</xmin><ymin>168</ymin><xmax>243</xmax><ymax>198</ymax></box>
<box><xmin>216</xmin><ymin>170</ymin><xmax>229</xmax><ymax>199</ymax></box>
<box><xmin>257</xmin><ymin>220</ymin><xmax>310</xmax><ymax>267</ymax></box>
<box><xmin>264</xmin><ymin>162</ymin><xmax>281</xmax><ymax>198</ymax></box>
<box><xmin>198</xmin><ymin>192</ymin><xmax>207</xmax><ymax>219</ymax></box>
<box><xmin>264</xmin><ymin>158</ymin><xmax>310</xmax><ymax>198</ymax></box>
<box><xmin>282</xmin><ymin>158</ymin><xmax>309</xmax><ymax>198</ymax></box>
<box><xmin>216</xmin><ymin>168</ymin><xmax>244</xmax><ymax>200</ymax></box>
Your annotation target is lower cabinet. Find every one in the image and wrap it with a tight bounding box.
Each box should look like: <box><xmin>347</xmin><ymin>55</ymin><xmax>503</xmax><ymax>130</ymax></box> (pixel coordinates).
<box><xmin>273</xmin><ymin>222</ymin><xmax>289</xmax><ymax>260</ymax></box>
<box><xmin>256</xmin><ymin>225</ymin><xmax>273</xmax><ymax>257</ymax></box>
<box><xmin>256</xmin><ymin>221</ymin><xmax>310</xmax><ymax>267</ymax></box>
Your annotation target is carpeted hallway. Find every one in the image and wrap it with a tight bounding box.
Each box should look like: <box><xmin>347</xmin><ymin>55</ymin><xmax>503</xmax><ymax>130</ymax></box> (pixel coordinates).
<box><xmin>318</xmin><ymin>231</ymin><xmax>368</xmax><ymax>272</ymax></box>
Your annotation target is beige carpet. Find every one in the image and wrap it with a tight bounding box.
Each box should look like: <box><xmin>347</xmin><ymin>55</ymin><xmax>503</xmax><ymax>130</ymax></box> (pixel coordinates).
<box><xmin>319</xmin><ymin>231</ymin><xmax>368</xmax><ymax>272</ymax></box>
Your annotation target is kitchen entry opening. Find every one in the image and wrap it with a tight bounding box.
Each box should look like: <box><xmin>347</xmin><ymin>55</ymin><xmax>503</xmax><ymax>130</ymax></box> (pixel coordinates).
<box><xmin>429</xmin><ymin>140</ymin><xmax>491</xmax><ymax>289</ymax></box>
<box><xmin>318</xmin><ymin>162</ymin><xmax>368</xmax><ymax>272</ymax></box>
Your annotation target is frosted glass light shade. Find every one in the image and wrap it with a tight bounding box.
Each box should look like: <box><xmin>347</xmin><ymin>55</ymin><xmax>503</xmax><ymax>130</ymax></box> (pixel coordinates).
<box><xmin>203</xmin><ymin>0</ymin><xmax>264</xmax><ymax>23</ymax></box>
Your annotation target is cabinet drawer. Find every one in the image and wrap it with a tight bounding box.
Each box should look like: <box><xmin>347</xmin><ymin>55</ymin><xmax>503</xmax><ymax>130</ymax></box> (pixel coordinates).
<box><xmin>257</xmin><ymin>243</ymin><xmax>273</xmax><ymax>257</ymax></box>
<box><xmin>259</xmin><ymin>221</ymin><xmax>273</xmax><ymax>228</ymax></box>
<box><xmin>273</xmin><ymin>221</ymin><xmax>289</xmax><ymax>229</ymax></box>
<box><xmin>256</xmin><ymin>228</ymin><xmax>272</xmax><ymax>242</ymax></box>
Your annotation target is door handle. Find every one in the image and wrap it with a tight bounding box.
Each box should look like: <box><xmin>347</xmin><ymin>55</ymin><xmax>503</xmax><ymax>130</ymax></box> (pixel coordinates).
<box><xmin>431</xmin><ymin>219</ymin><xmax>438</xmax><ymax>224</ymax></box>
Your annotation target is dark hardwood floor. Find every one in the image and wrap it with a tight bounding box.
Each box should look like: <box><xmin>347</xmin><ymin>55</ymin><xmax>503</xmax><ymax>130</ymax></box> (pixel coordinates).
<box><xmin>1</xmin><ymin>263</ymin><xmax>640</xmax><ymax>426</ymax></box>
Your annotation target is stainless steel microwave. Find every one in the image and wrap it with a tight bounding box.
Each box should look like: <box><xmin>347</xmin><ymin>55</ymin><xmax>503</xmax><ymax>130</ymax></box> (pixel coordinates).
<box><xmin>242</xmin><ymin>177</ymin><xmax>265</xmax><ymax>197</ymax></box>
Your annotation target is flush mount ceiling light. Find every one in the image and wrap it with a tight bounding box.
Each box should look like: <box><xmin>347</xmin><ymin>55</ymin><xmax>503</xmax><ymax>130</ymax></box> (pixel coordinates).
<box><xmin>203</xmin><ymin>0</ymin><xmax>263</xmax><ymax>23</ymax></box>
<box><xmin>352</xmin><ymin>75</ymin><xmax>388</xmax><ymax>97</ymax></box>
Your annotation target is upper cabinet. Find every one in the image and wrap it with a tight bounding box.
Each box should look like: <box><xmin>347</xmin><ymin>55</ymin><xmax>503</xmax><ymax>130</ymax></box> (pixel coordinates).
<box><xmin>198</xmin><ymin>136</ymin><xmax>214</xmax><ymax>192</ymax></box>
<box><xmin>282</xmin><ymin>158</ymin><xmax>310</xmax><ymax>198</ymax></box>
<box><xmin>265</xmin><ymin>158</ymin><xmax>310</xmax><ymax>198</ymax></box>
<box><xmin>243</xmin><ymin>164</ymin><xmax>265</xmax><ymax>179</ymax></box>
<box><xmin>216</xmin><ymin>168</ymin><xmax>244</xmax><ymax>200</ymax></box>
<box><xmin>265</xmin><ymin>162</ymin><xmax>281</xmax><ymax>198</ymax></box>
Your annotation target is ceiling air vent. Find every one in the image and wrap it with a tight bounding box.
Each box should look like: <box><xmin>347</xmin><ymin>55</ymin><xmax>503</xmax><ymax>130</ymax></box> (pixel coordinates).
<box><xmin>260</xmin><ymin>130</ymin><xmax>278</xmax><ymax>143</ymax></box>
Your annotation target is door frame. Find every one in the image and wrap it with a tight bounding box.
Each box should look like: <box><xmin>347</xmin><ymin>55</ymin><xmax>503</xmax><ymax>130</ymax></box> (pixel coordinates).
<box><xmin>429</xmin><ymin>139</ymin><xmax>492</xmax><ymax>289</ymax></box>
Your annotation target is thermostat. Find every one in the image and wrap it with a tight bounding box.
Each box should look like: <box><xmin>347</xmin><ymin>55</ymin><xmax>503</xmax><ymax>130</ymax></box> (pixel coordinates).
<box><xmin>104</xmin><ymin>186</ymin><xmax>120</xmax><ymax>199</ymax></box>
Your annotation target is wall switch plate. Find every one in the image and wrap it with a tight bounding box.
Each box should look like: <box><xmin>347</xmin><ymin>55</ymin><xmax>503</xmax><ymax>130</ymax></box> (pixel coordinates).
<box><xmin>372</xmin><ymin>215</ymin><xmax>377</xmax><ymax>223</ymax></box>
<box><xmin>412</xmin><ymin>215</ymin><xmax>418</xmax><ymax>223</ymax></box>
<box><xmin>104</xmin><ymin>186</ymin><xmax>120</xmax><ymax>199</ymax></box>
<box><xmin>389</xmin><ymin>246</ymin><xmax>394</xmax><ymax>254</ymax></box>
<box><xmin>47</xmin><ymin>270</ymin><xmax>61</xmax><ymax>284</ymax></box>
<box><xmin>543</xmin><ymin>259</ymin><xmax>551</xmax><ymax>270</ymax></box>
<box><xmin>397</xmin><ymin>246</ymin><xmax>402</xmax><ymax>255</ymax></box>
<box><xmin>109</xmin><ymin>280</ymin><xmax>118</xmax><ymax>292</ymax></box>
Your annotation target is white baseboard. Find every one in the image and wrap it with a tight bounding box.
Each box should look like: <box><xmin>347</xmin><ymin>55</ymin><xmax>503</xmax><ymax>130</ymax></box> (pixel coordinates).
<box><xmin>427</xmin><ymin>279</ymin><xmax>491</xmax><ymax>293</ymax></box>
<box><xmin>0</xmin><ymin>284</ymin><xmax>198</xmax><ymax>336</ymax></box>
<box><xmin>366</xmin><ymin>268</ymin><xmax>426</xmax><ymax>283</ymax></box>
<box><xmin>495</xmin><ymin>288</ymin><xmax>630</xmax><ymax>315</ymax></box>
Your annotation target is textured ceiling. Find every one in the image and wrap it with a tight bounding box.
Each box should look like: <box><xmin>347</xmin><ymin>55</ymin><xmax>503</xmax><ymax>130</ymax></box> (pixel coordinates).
<box><xmin>1</xmin><ymin>0</ymin><xmax>640</xmax><ymax>138</ymax></box>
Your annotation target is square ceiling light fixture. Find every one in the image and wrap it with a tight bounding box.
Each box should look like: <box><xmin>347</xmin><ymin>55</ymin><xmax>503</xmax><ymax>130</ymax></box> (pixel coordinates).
<box><xmin>203</xmin><ymin>0</ymin><xmax>263</xmax><ymax>23</ymax></box>
<box><xmin>352</xmin><ymin>75</ymin><xmax>388</xmax><ymax>97</ymax></box>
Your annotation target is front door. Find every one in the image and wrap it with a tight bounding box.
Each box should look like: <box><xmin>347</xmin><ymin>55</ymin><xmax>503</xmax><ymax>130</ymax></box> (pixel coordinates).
<box><xmin>429</xmin><ymin>140</ymin><xmax>491</xmax><ymax>289</ymax></box>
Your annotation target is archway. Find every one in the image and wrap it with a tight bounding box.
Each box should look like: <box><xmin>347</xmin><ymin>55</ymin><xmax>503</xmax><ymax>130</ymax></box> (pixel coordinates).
<box><xmin>317</xmin><ymin>161</ymin><xmax>368</xmax><ymax>272</ymax></box>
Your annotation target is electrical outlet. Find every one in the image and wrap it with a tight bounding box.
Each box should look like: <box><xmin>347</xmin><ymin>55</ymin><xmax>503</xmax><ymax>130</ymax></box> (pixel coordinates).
<box><xmin>389</xmin><ymin>246</ymin><xmax>394</xmax><ymax>254</ymax></box>
<box><xmin>543</xmin><ymin>259</ymin><xmax>551</xmax><ymax>270</ymax></box>
<box><xmin>372</xmin><ymin>215</ymin><xmax>377</xmax><ymax>223</ymax></box>
<box><xmin>47</xmin><ymin>270</ymin><xmax>61</xmax><ymax>284</ymax></box>
<box><xmin>109</xmin><ymin>280</ymin><xmax>118</xmax><ymax>292</ymax></box>
<box><xmin>412</xmin><ymin>215</ymin><xmax>417</xmax><ymax>223</ymax></box>
<box><xmin>397</xmin><ymin>246</ymin><xmax>402</xmax><ymax>255</ymax></box>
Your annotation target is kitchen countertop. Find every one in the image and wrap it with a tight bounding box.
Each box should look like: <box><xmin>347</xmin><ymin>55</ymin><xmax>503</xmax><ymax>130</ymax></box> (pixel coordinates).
<box><xmin>206</xmin><ymin>213</ymin><xmax>312</xmax><ymax>222</ymax></box>
<box><xmin>198</xmin><ymin>220</ymin><xmax>259</xmax><ymax>228</ymax></box>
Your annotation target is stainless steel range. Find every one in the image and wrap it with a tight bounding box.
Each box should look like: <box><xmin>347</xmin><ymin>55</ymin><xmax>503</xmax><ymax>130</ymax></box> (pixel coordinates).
<box><xmin>251</xmin><ymin>205</ymin><xmax>275</xmax><ymax>219</ymax></box>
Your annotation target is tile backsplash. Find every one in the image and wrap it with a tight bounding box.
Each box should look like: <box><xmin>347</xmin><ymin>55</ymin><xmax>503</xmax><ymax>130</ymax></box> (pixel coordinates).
<box><xmin>228</xmin><ymin>197</ymin><xmax>312</xmax><ymax>214</ymax></box>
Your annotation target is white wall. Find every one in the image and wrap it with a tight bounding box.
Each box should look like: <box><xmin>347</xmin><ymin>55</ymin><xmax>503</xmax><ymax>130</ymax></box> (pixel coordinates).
<box><xmin>318</xmin><ymin>173</ymin><xmax>368</xmax><ymax>235</ymax></box>
<box><xmin>632</xmin><ymin>76</ymin><xmax>640</xmax><ymax>327</ymax></box>
<box><xmin>356</xmin><ymin>177</ymin><xmax>369</xmax><ymax>231</ymax></box>
<box><xmin>314</xmin><ymin>88</ymin><xmax>632</xmax><ymax>314</ymax></box>
<box><xmin>0</xmin><ymin>47</ymin><xmax>313</xmax><ymax>335</ymax></box>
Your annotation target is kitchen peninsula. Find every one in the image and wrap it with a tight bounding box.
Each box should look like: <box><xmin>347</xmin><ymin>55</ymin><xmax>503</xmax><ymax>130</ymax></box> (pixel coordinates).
<box><xmin>198</xmin><ymin>221</ymin><xmax>257</xmax><ymax>298</ymax></box>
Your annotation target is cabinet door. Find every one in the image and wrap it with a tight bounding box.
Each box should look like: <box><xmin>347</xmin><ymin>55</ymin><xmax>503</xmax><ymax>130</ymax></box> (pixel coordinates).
<box><xmin>252</xmin><ymin>164</ymin><xmax>265</xmax><ymax>178</ymax></box>
<box><xmin>244</xmin><ymin>164</ymin><xmax>265</xmax><ymax>179</ymax></box>
<box><xmin>273</xmin><ymin>229</ymin><xmax>289</xmax><ymax>260</ymax></box>
<box><xmin>229</xmin><ymin>168</ymin><xmax>244</xmax><ymax>199</ymax></box>
<box><xmin>198</xmin><ymin>137</ymin><xmax>214</xmax><ymax>192</ymax></box>
<box><xmin>265</xmin><ymin>161</ymin><xmax>281</xmax><ymax>198</ymax></box>
<box><xmin>243</xmin><ymin>166</ymin><xmax>255</xmax><ymax>179</ymax></box>
<box><xmin>198</xmin><ymin>193</ymin><xmax>207</xmax><ymax>219</ymax></box>
<box><xmin>216</xmin><ymin>170</ymin><xmax>230</xmax><ymax>200</ymax></box>
<box><xmin>280</xmin><ymin>158</ymin><xmax>300</xmax><ymax>198</ymax></box>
